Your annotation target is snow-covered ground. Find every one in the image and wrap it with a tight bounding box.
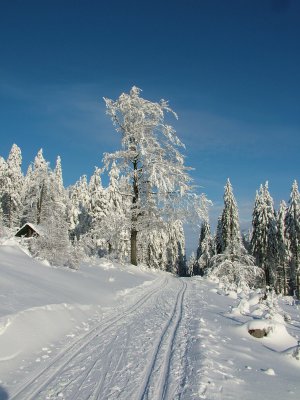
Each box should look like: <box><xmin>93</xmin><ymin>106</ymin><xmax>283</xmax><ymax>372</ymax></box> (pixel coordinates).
<box><xmin>0</xmin><ymin>241</ymin><xmax>299</xmax><ymax>399</ymax></box>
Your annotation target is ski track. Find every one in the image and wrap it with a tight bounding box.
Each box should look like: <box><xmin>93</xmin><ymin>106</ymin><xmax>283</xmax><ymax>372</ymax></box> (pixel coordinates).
<box><xmin>9</xmin><ymin>276</ymin><xmax>169</xmax><ymax>400</ymax></box>
<box><xmin>135</xmin><ymin>280</ymin><xmax>187</xmax><ymax>400</ymax></box>
<box><xmin>9</xmin><ymin>276</ymin><xmax>194</xmax><ymax>400</ymax></box>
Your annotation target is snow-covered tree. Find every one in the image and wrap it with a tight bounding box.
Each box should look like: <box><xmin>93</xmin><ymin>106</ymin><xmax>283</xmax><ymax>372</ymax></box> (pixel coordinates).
<box><xmin>0</xmin><ymin>199</ymin><xmax>4</xmax><ymax>238</ymax></box>
<box><xmin>251</xmin><ymin>182</ymin><xmax>278</xmax><ymax>288</ymax></box>
<box><xmin>0</xmin><ymin>156</ymin><xmax>7</xmax><ymax>218</ymax></box>
<box><xmin>21</xmin><ymin>149</ymin><xmax>49</xmax><ymax>225</ymax></box>
<box><xmin>30</xmin><ymin>169</ymin><xmax>79</xmax><ymax>269</ymax></box>
<box><xmin>1</xmin><ymin>144</ymin><xmax>24</xmax><ymax>228</ymax></box>
<box><xmin>285</xmin><ymin>181</ymin><xmax>300</xmax><ymax>297</ymax></box>
<box><xmin>195</xmin><ymin>220</ymin><xmax>214</xmax><ymax>275</ymax></box>
<box><xmin>187</xmin><ymin>252</ymin><xmax>196</xmax><ymax>276</ymax></box>
<box><xmin>166</xmin><ymin>220</ymin><xmax>186</xmax><ymax>275</ymax></box>
<box><xmin>103</xmin><ymin>87</ymin><xmax>205</xmax><ymax>265</ymax></box>
<box><xmin>208</xmin><ymin>250</ymin><xmax>263</xmax><ymax>291</ymax></box>
<box><xmin>86</xmin><ymin>167</ymin><xmax>111</xmax><ymax>256</ymax></box>
<box><xmin>209</xmin><ymin>180</ymin><xmax>261</xmax><ymax>288</ymax></box>
<box><xmin>136</xmin><ymin>218</ymin><xmax>186</xmax><ymax>273</ymax></box>
<box><xmin>101</xmin><ymin>162</ymin><xmax>130</xmax><ymax>260</ymax></box>
<box><xmin>276</xmin><ymin>200</ymin><xmax>288</xmax><ymax>294</ymax></box>
<box><xmin>72</xmin><ymin>175</ymin><xmax>92</xmax><ymax>239</ymax></box>
<box><xmin>54</xmin><ymin>155</ymin><xmax>63</xmax><ymax>189</ymax></box>
<box><xmin>217</xmin><ymin>179</ymin><xmax>242</xmax><ymax>255</ymax></box>
<box><xmin>138</xmin><ymin>225</ymin><xmax>167</xmax><ymax>270</ymax></box>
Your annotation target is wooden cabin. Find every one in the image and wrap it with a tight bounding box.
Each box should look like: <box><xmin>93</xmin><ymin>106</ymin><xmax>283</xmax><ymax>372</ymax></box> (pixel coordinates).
<box><xmin>15</xmin><ymin>223</ymin><xmax>40</xmax><ymax>238</ymax></box>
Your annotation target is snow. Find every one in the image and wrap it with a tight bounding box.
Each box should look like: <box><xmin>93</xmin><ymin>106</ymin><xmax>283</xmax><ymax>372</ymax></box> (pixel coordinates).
<box><xmin>0</xmin><ymin>241</ymin><xmax>300</xmax><ymax>399</ymax></box>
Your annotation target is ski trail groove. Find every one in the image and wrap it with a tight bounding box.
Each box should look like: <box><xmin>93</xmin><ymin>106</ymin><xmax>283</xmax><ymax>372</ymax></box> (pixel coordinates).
<box><xmin>9</xmin><ymin>276</ymin><xmax>169</xmax><ymax>400</ymax></box>
<box><xmin>136</xmin><ymin>279</ymin><xmax>187</xmax><ymax>400</ymax></box>
<box><xmin>88</xmin><ymin>331</ymin><xmax>129</xmax><ymax>400</ymax></box>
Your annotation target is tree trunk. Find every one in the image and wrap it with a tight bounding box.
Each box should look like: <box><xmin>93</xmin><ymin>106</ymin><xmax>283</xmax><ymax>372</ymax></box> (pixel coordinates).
<box><xmin>130</xmin><ymin>158</ymin><xmax>139</xmax><ymax>266</ymax></box>
<box><xmin>37</xmin><ymin>182</ymin><xmax>45</xmax><ymax>225</ymax></box>
<box><xmin>131</xmin><ymin>229</ymin><xmax>138</xmax><ymax>266</ymax></box>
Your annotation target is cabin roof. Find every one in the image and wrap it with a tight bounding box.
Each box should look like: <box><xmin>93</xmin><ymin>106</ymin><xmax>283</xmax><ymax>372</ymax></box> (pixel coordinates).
<box><xmin>15</xmin><ymin>222</ymin><xmax>42</xmax><ymax>237</ymax></box>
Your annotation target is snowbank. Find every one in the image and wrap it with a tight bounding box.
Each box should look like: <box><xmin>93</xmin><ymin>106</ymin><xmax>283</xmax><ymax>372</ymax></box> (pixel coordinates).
<box><xmin>0</xmin><ymin>242</ymin><xmax>159</xmax><ymax>382</ymax></box>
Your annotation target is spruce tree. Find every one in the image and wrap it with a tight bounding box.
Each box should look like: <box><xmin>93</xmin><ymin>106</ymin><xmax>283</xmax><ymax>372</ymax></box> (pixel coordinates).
<box><xmin>277</xmin><ymin>200</ymin><xmax>288</xmax><ymax>294</ymax></box>
<box><xmin>219</xmin><ymin>179</ymin><xmax>242</xmax><ymax>255</ymax></box>
<box><xmin>31</xmin><ymin>171</ymin><xmax>78</xmax><ymax>269</ymax></box>
<box><xmin>251</xmin><ymin>182</ymin><xmax>278</xmax><ymax>288</ymax></box>
<box><xmin>1</xmin><ymin>144</ymin><xmax>24</xmax><ymax>228</ymax></box>
<box><xmin>285</xmin><ymin>181</ymin><xmax>300</xmax><ymax>297</ymax></box>
<box><xmin>210</xmin><ymin>179</ymin><xmax>261</xmax><ymax>288</ymax></box>
<box><xmin>195</xmin><ymin>220</ymin><xmax>213</xmax><ymax>275</ymax></box>
<box><xmin>21</xmin><ymin>149</ymin><xmax>49</xmax><ymax>225</ymax></box>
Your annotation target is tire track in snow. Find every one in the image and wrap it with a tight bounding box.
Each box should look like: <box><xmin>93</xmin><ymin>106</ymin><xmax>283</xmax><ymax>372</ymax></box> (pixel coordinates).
<box><xmin>9</xmin><ymin>276</ymin><xmax>169</xmax><ymax>400</ymax></box>
<box><xmin>135</xmin><ymin>279</ymin><xmax>187</xmax><ymax>400</ymax></box>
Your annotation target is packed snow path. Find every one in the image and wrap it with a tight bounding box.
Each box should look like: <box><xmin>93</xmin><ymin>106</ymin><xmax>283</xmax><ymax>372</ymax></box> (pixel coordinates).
<box><xmin>10</xmin><ymin>276</ymin><xmax>193</xmax><ymax>400</ymax></box>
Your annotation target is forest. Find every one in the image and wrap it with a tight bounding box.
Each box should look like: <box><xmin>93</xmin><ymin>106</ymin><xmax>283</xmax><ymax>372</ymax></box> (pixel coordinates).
<box><xmin>0</xmin><ymin>87</ymin><xmax>299</xmax><ymax>298</ymax></box>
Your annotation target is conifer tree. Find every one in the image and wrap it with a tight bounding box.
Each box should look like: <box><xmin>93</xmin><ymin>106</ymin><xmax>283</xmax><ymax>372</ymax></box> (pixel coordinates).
<box><xmin>21</xmin><ymin>149</ymin><xmax>49</xmax><ymax>225</ymax></box>
<box><xmin>210</xmin><ymin>179</ymin><xmax>261</xmax><ymax>288</ymax></box>
<box><xmin>1</xmin><ymin>144</ymin><xmax>24</xmax><ymax>228</ymax></box>
<box><xmin>195</xmin><ymin>220</ymin><xmax>214</xmax><ymax>275</ymax></box>
<box><xmin>285</xmin><ymin>181</ymin><xmax>300</xmax><ymax>297</ymax></box>
<box><xmin>87</xmin><ymin>167</ymin><xmax>110</xmax><ymax>256</ymax></box>
<box><xmin>251</xmin><ymin>182</ymin><xmax>278</xmax><ymax>287</ymax></box>
<box><xmin>187</xmin><ymin>252</ymin><xmax>196</xmax><ymax>276</ymax></box>
<box><xmin>54</xmin><ymin>155</ymin><xmax>64</xmax><ymax>189</ymax></box>
<box><xmin>74</xmin><ymin>175</ymin><xmax>92</xmax><ymax>238</ymax></box>
<box><xmin>215</xmin><ymin>216</ymin><xmax>223</xmax><ymax>255</ymax></box>
<box><xmin>218</xmin><ymin>179</ymin><xmax>242</xmax><ymax>255</ymax></box>
<box><xmin>166</xmin><ymin>220</ymin><xmax>186</xmax><ymax>275</ymax></box>
<box><xmin>277</xmin><ymin>200</ymin><xmax>288</xmax><ymax>294</ymax></box>
<box><xmin>31</xmin><ymin>170</ymin><xmax>78</xmax><ymax>269</ymax></box>
<box><xmin>0</xmin><ymin>156</ymin><xmax>7</xmax><ymax>219</ymax></box>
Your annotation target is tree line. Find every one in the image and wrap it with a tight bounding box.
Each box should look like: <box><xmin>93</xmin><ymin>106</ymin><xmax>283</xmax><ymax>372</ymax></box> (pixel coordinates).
<box><xmin>193</xmin><ymin>179</ymin><xmax>300</xmax><ymax>297</ymax></box>
<box><xmin>0</xmin><ymin>87</ymin><xmax>298</xmax><ymax>296</ymax></box>
<box><xmin>0</xmin><ymin>88</ymin><xmax>206</xmax><ymax>272</ymax></box>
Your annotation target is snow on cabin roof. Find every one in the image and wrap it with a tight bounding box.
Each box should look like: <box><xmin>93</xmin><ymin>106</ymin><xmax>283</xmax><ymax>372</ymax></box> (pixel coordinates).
<box><xmin>15</xmin><ymin>223</ymin><xmax>44</xmax><ymax>237</ymax></box>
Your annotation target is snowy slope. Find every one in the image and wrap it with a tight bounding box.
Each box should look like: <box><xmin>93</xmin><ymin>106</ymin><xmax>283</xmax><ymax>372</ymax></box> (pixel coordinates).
<box><xmin>0</xmin><ymin>242</ymin><xmax>300</xmax><ymax>400</ymax></box>
<box><xmin>0</xmin><ymin>241</ymin><xmax>159</xmax><ymax>391</ymax></box>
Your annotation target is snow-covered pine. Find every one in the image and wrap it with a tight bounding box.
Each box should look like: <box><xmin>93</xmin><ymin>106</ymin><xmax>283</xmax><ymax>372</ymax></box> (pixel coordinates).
<box><xmin>208</xmin><ymin>249</ymin><xmax>263</xmax><ymax>291</ymax></box>
<box><xmin>103</xmin><ymin>86</ymin><xmax>205</xmax><ymax>266</ymax></box>
<box><xmin>21</xmin><ymin>149</ymin><xmax>49</xmax><ymax>225</ymax></box>
<box><xmin>137</xmin><ymin>219</ymin><xmax>186</xmax><ymax>273</ymax></box>
<box><xmin>187</xmin><ymin>252</ymin><xmax>196</xmax><ymax>276</ymax></box>
<box><xmin>218</xmin><ymin>179</ymin><xmax>242</xmax><ymax>254</ymax></box>
<box><xmin>251</xmin><ymin>182</ymin><xmax>278</xmax><ymax>288</ymax></box>
<box><xmin>54</xmin><ymin>155</ymin><xmax>64</xmax><ymax>189</ymax></box>
<box><xmin>89</xmin><ymin>167</ymin><xmax>108</xmax><ymax>223</ymax></box>
<box><xmin>1</xmin><ymin>144</ymin><xmax>24</xmax><ymax>228</ymax></box>
<box><xmin>73</xmin><ymin>175</ymin><xmax>92</xmax><ymax>239</ymax></box>
<box><xmin>0</xmin><ymin>193</ymin><xmax>4</xmax><ymax>238</ymax></box>
<box><xmin>0</xmin><ymin>156</ymin><xmax>8</xmax><ymax>220</ymax></box>
<box><xmin>195</xmin><ymin>220</ymin><xmax>214</xmax><ymax>275</ymax></box>
<box><xmin>138</xmin><ymin>225</ymin><xmax>167</xmax><ymax>270</ymax></box>
<box><xmin>30</xmin><ymin>170</ymin><xmax>79</xmax><ymax>269</ymax></box>
<box><xmin>87</xmin><ymin>165</ymin><xmax>122</xmax><ymax>260</ymax></box>
<box><xmin>276</xmin><ymin>200</ymin><xmax>288</xmax><ymax>294</ymax></box>
<box><xmin>209</xmin><ymin>179</ymin><xmax>261</xmax><ymax>289</ymax></box>
<box><xmin>285</xmin><ymin>180</ymin><xmax>300</xmax><ymax>297</ymax></box>
<box><xmin>166</xmin><ymin>219</ymin><xmax>186</xmax><ymax>275</ymax></box>
<box><xmin>104</xmin><ymin>161</ymin><xmax>130</xmax><ymax>260</ymax></box>
<box><xmin>215</xmin><ymin>216</ymin><xmax>223</xmax><ymax>255</ymax></box>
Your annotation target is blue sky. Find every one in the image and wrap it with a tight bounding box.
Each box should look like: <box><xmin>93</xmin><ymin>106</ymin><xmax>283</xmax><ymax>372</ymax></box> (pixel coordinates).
<box><xmin>0</xmin><ymin>0</ymin><xmax>299</xmax><ymax>248</ymax></box>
